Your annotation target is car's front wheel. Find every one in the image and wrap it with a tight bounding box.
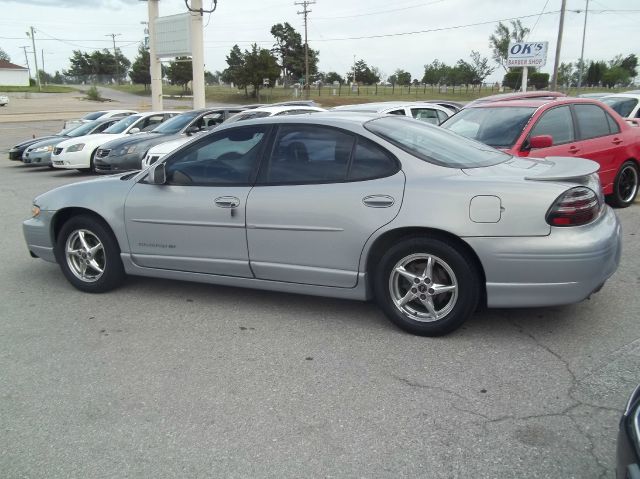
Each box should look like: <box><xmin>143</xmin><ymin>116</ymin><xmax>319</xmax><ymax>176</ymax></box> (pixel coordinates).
<box><xmin>374</xmin><ymin>237</ymin><xmax>480</xmax><ymax>336</ymax></box>
<box><xmin>609</xmin><ymin>160</ymin><xmax>639</xmax><ymax>208</ymax></box>
<box><xmin>55</xmin><ymin>215</ymin><xmax>125</xmax><ymax>293</ymax></box>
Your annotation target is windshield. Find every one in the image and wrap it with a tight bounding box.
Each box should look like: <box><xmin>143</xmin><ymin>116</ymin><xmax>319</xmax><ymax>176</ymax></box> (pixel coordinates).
<box><xmin>602</xmin><ymin>97</ymin><xmax>638</xmax><ymax>117</ymax></box>
<box><xmin>440</xmin><ymin>107</ymin><xmax>536</xmax><ymax>148</ymax></box>
<box><xmin>224</xmin><ymin>111</ymin><xmax>271</xmax><ymax>124</ymax></box>
<box><xmin>104</xmin><ymin>115</ymin><xmax>141</xmax><ymax>134</ymax></box>
<box><xmin>365</xmin><ymin>116</ymin><xmax>510</xmax><ymax>168</ymax></box>
<box><xmin>83</xmin><ymin>111</ymin><xmax>107</xmax><ymax>120</ymax></box>
<box><xmin>152</xmin><ymin>112</ymin><xmax>198</xmax><ymax>134</ymax></box>
<box><xmin>65</xmin><ymin>120</ymin><xmax>105</xmax><ymax>137</ymax></box>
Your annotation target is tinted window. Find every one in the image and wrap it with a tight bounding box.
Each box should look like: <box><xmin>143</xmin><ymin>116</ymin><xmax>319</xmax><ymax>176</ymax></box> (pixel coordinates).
<box><xmin>82</xmin><ymin>111</ymin><xmax>107</xmax><ymax>120</ymax></box>
<box><xmin>164</xmin><ymin>125</ymin><xmax>267</xmax><ymax>186</ymax></box>
<box><xmin>411</xmin><ymin>108</ymin><xmax>440</xmax><ymax>124</ymax></box>
<box><xmin>606</xmin><ymin>112</ymin><xmax>621</xmax><ymax>133</ymax></box>
<box><xmin>139</xmin><ymin>115</ymin><xmax>167</xmax><ymax>131</ymax></box>
<box><xmin>574</xmin><ymin>104</ymin><xmax>612</xmax><ymax>139</ymax></box>
<box><xmin>260</xmin><ymin>125</ymin><xmax>355</xmax><ymax>184</ymax></box>
<box><xmin>224</xmin><ymin>111</ymin><xmax>271</xmax><ymax>124</ymax></box>
<box><xmin>529</xmin><ymin>106</ymin><xmax>574</xmax><ymax>144</ymax></box>
<box><xmin>441</xmin><ymin>107</ymin><xmax>536</xmax><ymax>148</ymax></box>
<box><xmin>387</xmin><ymin>109</ymin><xmax>405</xmax><ymax>116</ymax></box>
<box><xmin>92</xmin><ymin>120</ymin><xmax>118</xmax><ymax>133</ymax></box>
<box><xmin>152</xmin><ymin>112</ymin><xmax>198</xmax><ymax>134</ymax></box>
<box><xmin>104</xmin><ymin>115</ymin><xmax>142</xmax><ymax>134</ymax></box>
<box><xmin>436</xmin><ymin>110</ymin><xmax>449</xmax><ymax>123</ymax></box>
<box><xmin>349</xmin><ymin>138</ymin><xmax>398</xmax><ymax>180</ymax></box>
<box><xmin>66</xmin><ymin>120</ymin><xmax>106</xmax><ymax>137</ymax></box>
<box><xmin>366</xmin><ymin>116</ymin><xmax>509</xmax><ymax>168</ymax></box>
<box><xmin>274</xmin><ymin>109</ymin><xmax>319</xmax><ymax>116</ymax></box>
<box><xmin>602</xmin><ymin>97</ymin><xmax>638</xmax><ymax>117</ymax></box>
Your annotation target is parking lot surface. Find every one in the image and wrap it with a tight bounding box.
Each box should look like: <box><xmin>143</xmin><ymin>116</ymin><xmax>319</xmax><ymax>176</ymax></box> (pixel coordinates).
<box><xmin>1</xmin><ymin>119</ymin><xmax>639</xmax><ymax>478</ymax></box>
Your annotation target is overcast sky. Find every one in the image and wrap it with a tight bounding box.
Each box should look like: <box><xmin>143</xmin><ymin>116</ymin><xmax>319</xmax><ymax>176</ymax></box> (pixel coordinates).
<box><xmin>1</xmin><ymin>0</ymin><xmax>638</xmax><ymax>83</ymax></box>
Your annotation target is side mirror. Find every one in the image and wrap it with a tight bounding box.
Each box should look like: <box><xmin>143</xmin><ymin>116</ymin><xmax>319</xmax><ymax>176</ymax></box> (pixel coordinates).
<box><xmin>147</xmin><ymin>162</ymin><xmax>166</xmax><ymax>185</ymax></box>
<box><xmin>185</xmin><ymin>125</ymin><xmax>200</xmax><ymax>136</ymax></box>
<box><xmin>529</xmin><ymin>135</ymin><xmax>553</xmax><ymax>149</ymax></box>
<box><xmin>129</xmin><ymin>127</ymin><xmax>140</xmax><ymax>134</ymax></box>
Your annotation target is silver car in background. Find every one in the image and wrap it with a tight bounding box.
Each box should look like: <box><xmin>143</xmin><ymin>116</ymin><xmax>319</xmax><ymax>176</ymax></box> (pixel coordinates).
<box><xmin>23</xmin><ymin>113</ymin><xmax>621</xmax><ymax>336</ymax></box>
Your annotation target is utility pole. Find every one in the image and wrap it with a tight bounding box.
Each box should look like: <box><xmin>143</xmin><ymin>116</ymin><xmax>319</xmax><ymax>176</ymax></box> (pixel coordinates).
<box><xmin>190</xmin><ymin>0</ymin><xmax>206</xmax><ymax>109</ymax></box>
<box><xmin>576</xmin><ymin>0</ymin><xmax>590</xmax><ymax>93</ymax></box>
<box><xmin>106</xmin><ymin>33</ymin><xmax>122</xmax><ymax>84</ymax></box>
<box><xmin>551</xmin><ymin>0</ymin><xmax>567</xmax><ymax>91</ymax></box>
<box><xmin>146</xmin><ymin>0</ymin><xmax>163</xmax><ymax>110</ymax></box>
<box><xmin>20</xmin><ymin>46</ymin><xmax>31</xmax><ymax>79</ymax></box>
<box><xmin>295</xmin><ymin>0</ymin><xmax>315</xmax><ymax>99</ymax></box>
<box><xmin>27</xmin><ymin>27</ymin><xmax>41</xmax><ymax>91</ymax></box>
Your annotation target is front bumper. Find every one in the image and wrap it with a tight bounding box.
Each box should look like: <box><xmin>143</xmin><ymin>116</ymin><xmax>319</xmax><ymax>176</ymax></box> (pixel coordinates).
<box><xmin>51</xmin><ymin>150</ymin><xmax>90</xmax><ymax>169</ymax></box>
<box><xmin>23</xmin><ymin>211</ymin><xmax>56</xmax><ymax>263</ymax></box>
<box><xmin>23</xmin><ymin>150</ymin><xmax>52</xmax><ymax>166</ymax></box>
<box><xmin>464</xmin><ymin>206</ymin><xmax>621</xmax><ymax>308</ymax></box>
<box><xmin>94</xmin><ymin>153</ymin><xmax>142</xmax><ymax>174</ymax></box>
<box><xmin>9</xmin><ymin>148</ymin><xmax>24</xmax><ymax>161</ymax></box>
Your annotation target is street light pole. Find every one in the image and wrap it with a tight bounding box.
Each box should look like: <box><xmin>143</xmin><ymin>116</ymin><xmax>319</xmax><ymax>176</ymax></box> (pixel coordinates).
<box><xmin>27</xmin><ymin>27</ymin><xmax>41</xmax><ymax>91</ymax></box>
<box><xmin>576</xmin><ymin>0</ymin><xmax>590</xmax><ymax>94</ymax></box>
<box><xmin>551</xmin><ymin>0</ymin><xmax>567</xmax><ymax>91</ymax></box>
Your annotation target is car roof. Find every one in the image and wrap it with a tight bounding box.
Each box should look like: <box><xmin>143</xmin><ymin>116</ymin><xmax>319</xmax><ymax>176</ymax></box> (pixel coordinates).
<box><xmin>241</xmin><ymin>105</ymin><xmax>325</xmax><ymax>114</ymax></box>
<box><xmin>463</xmin><ymin>97</ymin><xmax>604</xmax><ymax>109</ymax></box>
<box><xmin>600</xmin><ymin>93</ymin><xmax>640</xmax><ymax>100</ymax></box>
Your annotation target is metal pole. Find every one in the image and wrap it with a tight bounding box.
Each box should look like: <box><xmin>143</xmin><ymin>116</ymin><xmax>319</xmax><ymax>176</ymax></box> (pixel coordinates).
<box><xmin>106</xmin><ymin>33</ymin><xmax>122</xmax><ymax>84</ymax></box>
<box><xmin>21</xmin><ymin>46</ymin><xmax>31</xmax><ymax>79</ymax></box>
<box><xmin>576</xmin><ymin>0</ymin><xmax>589</xmax><ymax>93</ymax></box>
<box><xmin>147</xmin><ymin>0</ymin><xmax>163</xmax><ymax>110</ymax></box>
<box><xmin>29</xmin><ymin>27</ymin><xmax>41</xmax><ymax>91</ymax></box>
<box><xmin>41</xmin><ymin>49</ymin><xmax>45</xmax><ymax>83</ymax></box>
<box><xmin>296</xmin><ymin>1</ymin><xmax>315</xmax><ymax>99</ymax></box>
<box><xmin>551</xmin><ymin>0</ymin><xmax>567</xmax><ymax>91</ymax></box>
<box><xmin>522</xmin><ymin>66</ymin><xmax>528</xmax><ymax>92</ymax></box>
<box><xmin>190</xmin><ymin>0</ymin><xmax>206</xmax><ymax>109</ymax></box>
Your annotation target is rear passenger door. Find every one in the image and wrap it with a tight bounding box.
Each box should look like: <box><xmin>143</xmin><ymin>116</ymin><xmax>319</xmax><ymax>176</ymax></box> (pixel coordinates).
<box><xmin>246</xmin><ymin>124</ymin><xmax>405</xmax><ymax>288</ymax></box>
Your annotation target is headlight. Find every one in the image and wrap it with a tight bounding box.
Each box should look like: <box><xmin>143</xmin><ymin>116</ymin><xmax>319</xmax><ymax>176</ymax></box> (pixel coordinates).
<box><xmin>33</xmin><ymin>145</ymin><xmax>54</xmax><ymax>153</ymax></box>
<box><xmin>119</xmin><ymin>145</ymin><xmax>137</xmax><ymax>155</ymax></box>
<box><xmin>67</xmin><ymin>143</ymin><xmax>85</xmax><ymax>152</ymax></box>
<box><xmin>31</xmin><ymin>205</ymin><xmax>41</xmax><ymax>218</ymax></box>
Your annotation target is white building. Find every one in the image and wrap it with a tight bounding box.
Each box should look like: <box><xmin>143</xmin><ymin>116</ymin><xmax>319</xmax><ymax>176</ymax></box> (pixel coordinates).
<box><xmin>0</xmin><ymin>60</ymin><xmax>30</xmax><ymax>86</ymax></box>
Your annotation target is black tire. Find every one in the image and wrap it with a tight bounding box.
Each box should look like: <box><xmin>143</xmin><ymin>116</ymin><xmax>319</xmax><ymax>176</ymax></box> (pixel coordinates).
<box><xmin>608</xmin><ymin>160</ymin><xmax>639</xmax><ymax>208</ymax></box>
<box><xmin>374</xmin><ymin>236</ymin><xmax>480</xmax><ymax>336</ymax></box>
<box><xmin>89</xmin><ymin>150</ymin><xmax>97</xmax><ymax>173</ymax></box>
<box><xmin>54</xmin><ymin>215</ymin><xmax>125</xmax><ymax>293</ymax></box>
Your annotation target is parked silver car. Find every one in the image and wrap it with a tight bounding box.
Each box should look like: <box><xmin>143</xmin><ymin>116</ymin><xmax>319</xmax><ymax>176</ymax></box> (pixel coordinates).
<box><xmin>23</xmin><ymin>113</ymin><xmax>621</xmax><ymax>336</ymax></box>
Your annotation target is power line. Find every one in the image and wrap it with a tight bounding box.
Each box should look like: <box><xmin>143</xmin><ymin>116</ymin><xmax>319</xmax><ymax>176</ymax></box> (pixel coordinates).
<box><xmin>526</xmin><ymin>0</ymin><xmax>551</xmax><ymax>39</ymax></box>
<box><xmin>313</xmin><ymin>0</ymin><xmax>445</xmax><ymax>20</ymax></box>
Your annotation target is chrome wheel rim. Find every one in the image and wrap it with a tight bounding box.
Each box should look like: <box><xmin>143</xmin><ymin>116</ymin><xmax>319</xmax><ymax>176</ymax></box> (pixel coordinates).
<box><xmin>65</xmin><ymin>229</ymin><xmax>105</xmax><ymax>282</ymax></box>
<box><xmin>618</xmin><ymin>165</ymin><xmax>639</xmax><ymax>203</ymax></box>
<box><xmin>389</xmin><ymin>253</ymin><xmax>458</xmax><ymax>323</ymax></box>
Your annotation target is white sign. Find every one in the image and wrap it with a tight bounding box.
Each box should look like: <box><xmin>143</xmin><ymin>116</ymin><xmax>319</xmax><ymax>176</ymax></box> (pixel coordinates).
<box><xmin>154</xmin><ymin>13</ymin><xmax>192</xmax><ymax>58</ymax></box>
<box><xmin>507</xmin><ymin>42</ymin><xmax>548</xmax><ymax>68</ymax></box>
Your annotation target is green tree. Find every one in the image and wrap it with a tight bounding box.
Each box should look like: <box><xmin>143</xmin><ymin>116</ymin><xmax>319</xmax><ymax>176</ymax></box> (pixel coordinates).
<box><xmin>422</xmin><ymin>60</ymin><xmax>449</xmax><ymax>84</ymax></box>
<box><xmin>603</xmin><ymin>66</ymin><xmax>631</xmax><ymax>88</ymax></box>
<box><xmin>586</xmin><ymin>60</ymin><xmax>606</xmax><ymax>86</ymax></box>
<box><xmin>129</xmin><ymin>44</ymin><xmax>151</xmax><ymax>90</ymax></box>
<box><xmin>324</xmin><ymin>71</ymin><xmax>344</xmax><ymax>84</ymax></box>
<box><xmin>204</xmin><ymin>70</ymin><xmax>221</xmax><ymax>85</ymax></box>
<box><xmin>242</xmin><ymin>43</ymin><xmax>280</xmax><ymax>99</ymax></box>
<box><xmin>270</xmin><ymin>22</ymin><xmax>318</xmax><ymax>85</ymax></box>
<box><xmin>619</xmin><ymin>54</ymin><xmax>637</xmax><ymax>79</ymax></box>
<box><xmin>557</xmin><ymin>62</ymin><xmax>574</xmax><ymax>87</ymax></box>
<box><xmin>347</xmin><ymin>59</ymin><xmax>380</xmax><ymax>85</ymax></box>
<box><xmin>0</xmin><ymin>47</ymin><xmax>10</xmax><ymax>62</ymax></box>
<box><xmin>63</xmin><ymin>50</ymin><xmax>93</xmax><ymax>81</ymax></box>
<box><xmin>452</xmin><ymin>60</ymin><xmax>475</xmax><ymax>85</ymax></box>
<box><xmin>469</xmin><ymin>50</ymin><xmax>494</xmax><ymax>84</ymax></box>
<box><xmin>489</xmin><ymin>20</ymin><xmax>530</xmax><ymax>72</ymax></box>
<box><xmin>391</xmin><ymin>69</ymin><xmax>412</xmax><ymax>86</ymax></box>
<box><xmin>221</xmin><ymin>45</ymin><xmax>247</xmax><ymax>91</ymax></box>
<box><xmin>166</xmin><ymin>57</ymin><xmax>193</xmax><ymax>91</ymax></box>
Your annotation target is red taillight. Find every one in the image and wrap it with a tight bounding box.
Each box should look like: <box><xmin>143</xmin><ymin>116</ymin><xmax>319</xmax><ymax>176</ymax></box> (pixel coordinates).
<box><xmin>546</xmin><ymin>187</ymin><xmax>602</xmax><ymax>227</ymax></box>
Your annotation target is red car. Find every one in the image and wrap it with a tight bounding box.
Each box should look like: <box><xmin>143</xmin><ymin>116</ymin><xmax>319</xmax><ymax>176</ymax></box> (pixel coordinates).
<box><xmin>441</xmin><ymin>97</ymin><xmax>640</xmax><ymax>207</ymax></box>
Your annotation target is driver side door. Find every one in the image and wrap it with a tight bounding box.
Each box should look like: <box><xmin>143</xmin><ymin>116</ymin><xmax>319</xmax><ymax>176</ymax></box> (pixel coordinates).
<box><xmin>124</xmin><ymin>125</ymin><xmax>270</xmax><ymax>277</ymax></box>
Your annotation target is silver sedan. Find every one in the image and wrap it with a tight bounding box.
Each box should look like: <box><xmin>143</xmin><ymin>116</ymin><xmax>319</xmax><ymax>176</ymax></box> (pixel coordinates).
<box><xmin>23</xmin><ymin>113</ymin><xmax>621</xmax><ymax>336</ymax></box>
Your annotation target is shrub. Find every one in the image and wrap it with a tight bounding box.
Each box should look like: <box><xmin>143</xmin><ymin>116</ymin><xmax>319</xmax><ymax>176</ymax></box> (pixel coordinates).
<box><xmin>86</xmin><ymin>85</ymin><xmax>102</xmax><ymax>101</ymax></box>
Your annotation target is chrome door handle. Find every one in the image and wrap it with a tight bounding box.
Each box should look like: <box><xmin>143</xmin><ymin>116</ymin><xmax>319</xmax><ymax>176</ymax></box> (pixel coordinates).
<box><xmin>214</xmin><ymin>196</ymin><xmax>240</xmax><ymax>208</ymax></box>
<box><xmin>363</xmin><ymin>195</ymin><xmax>395</xmax><ymax>208</ymax></box>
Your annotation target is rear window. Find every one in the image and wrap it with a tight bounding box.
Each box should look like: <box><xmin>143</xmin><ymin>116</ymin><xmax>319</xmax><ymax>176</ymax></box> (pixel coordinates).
<box><xmin>602</xmin><ymin>97</ymin><xmax>638</xmax><ymax>118</ymax></box>
<box><xmin>104</xmin><ymin>115</ymin><xmax>142</xmax><ymax>134</ymax></box>
<box><xmin>441</xmin><ymin>106</ymin><xmax>536</xmax><ymax>148</ymax></box>
<box><xmin>365</xmin><ymin>116</ymin><xmax>509</xmax><ymax>168</ymax></box>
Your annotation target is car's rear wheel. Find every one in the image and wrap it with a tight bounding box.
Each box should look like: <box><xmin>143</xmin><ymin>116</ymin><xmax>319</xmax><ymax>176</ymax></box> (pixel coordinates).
<box><xmin>55</xmin><ymin>215</ymin><xmax>125</xmax><ymax>293</ymax></box>
<box><xmin>374</xmin><ymin>237</ymin><xmax>480</xmax><ymax>336</ymax></box>
<box><xmin>609</xmin><ymin>160</ymin><xmax>639</xmax><ymax>208</ymax></box>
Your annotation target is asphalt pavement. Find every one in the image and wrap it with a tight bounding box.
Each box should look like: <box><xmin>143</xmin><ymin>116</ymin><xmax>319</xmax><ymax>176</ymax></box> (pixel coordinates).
<box><xmin>1</xmin><ymin>117</ymin><xmax>639</xmax><ymax>479</ymax></box>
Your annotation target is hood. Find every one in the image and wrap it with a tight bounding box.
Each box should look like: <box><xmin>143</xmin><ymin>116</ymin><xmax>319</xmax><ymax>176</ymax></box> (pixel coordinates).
<box><xmin>26</xmin><ymin>137</ymin><xmax>68</xmax><ymax>151</ymax></box>
<box><xmin>56</xmin><ymin>133</ymin><xmax>121</xmax><ymax>148</ymax></box>
<box><xmin>98</xmin><ymin>132</ymin><xmax>170</xmax><ymax>151</ymax></box>
<box><xmin>14</xmin><ymin>135</ymin><xmax>61</xmax><ymax>149</ymax></box>
<box><xmin>148</xmin><ymin>136</ymin><xmax>192</xmax><ymax>155</ymax></box>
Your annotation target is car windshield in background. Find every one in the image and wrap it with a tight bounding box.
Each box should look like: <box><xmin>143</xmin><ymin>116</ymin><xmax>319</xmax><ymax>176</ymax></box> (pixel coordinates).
<box><xmin>441</xmin><ymin>107</ymin><xmax>536</xmax><ymax>148</ymax></box>
<box><xmin>365</xmin><ymin>116</ymin><xmax>510</xmax><ymax>168</ymax></box>
<box><xmin>82</xmin><ymin>111</ymin><xmax>107</xmax><ymax>120</ymax></box>
<box><xmin>104</xmin><ymin>115</ymin><xmax>141</xmax><ymax>134</ymax></box>
<box><xmin>152</xmin><ymin>112</ymin><xmax>199</xmax><ymax>134</ymax></box>
<box><xmin>65</xmin><ymin>121</ymin><xmax>103</xmax><ymax>137</ymax></box>
<box><xmin>602</xmin><ymin>97</ymin><xmax>639</xmax><ymax>117</ymax></box>
<box><xmin>225</xmin><ymin>111</ymin><xmax>271</xmax><ymax>123</ymax></box>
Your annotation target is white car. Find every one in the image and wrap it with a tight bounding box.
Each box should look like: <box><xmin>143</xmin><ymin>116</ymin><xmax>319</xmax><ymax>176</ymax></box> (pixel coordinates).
<box><xmin>141</xmin><ymin>105</ymin><xmax>326</xmax><ymax>168</ymax></box>
<box><xmin>52</xmin><ymin>111</ymin><xmax>179</xmax><ymax>171</ymax></box>
<box><xmin>601</xmin><ymin>93</ymin><xmax>640</xmax><ymax>122</ymax></box>
<box><xmin>63</xmin><ymin>109</ymin><xmax>138</xmax><ymax>130</ymax></box>
<box><xmin>0</xmin><ymin>94</ymin><xmax>8</xmax><ymax>106</ymax></box>
<box><xmin>331</xmin><ymin>101</ymin><xmax>454</xmax><ymax>124</ymax></box>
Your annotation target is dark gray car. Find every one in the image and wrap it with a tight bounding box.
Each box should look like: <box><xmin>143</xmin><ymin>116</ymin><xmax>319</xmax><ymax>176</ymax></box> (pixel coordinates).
<box><xmin>93</xmin><ymin>107</ymin><xmax>245</xmax><ymax>174</ymax></box>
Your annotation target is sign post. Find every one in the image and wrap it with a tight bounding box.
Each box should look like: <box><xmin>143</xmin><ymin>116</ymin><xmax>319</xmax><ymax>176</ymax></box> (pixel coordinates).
<box><xmin>507</xmin><ymin>42</ymin><xmax>548</xmax><ymax>92</ymax></box>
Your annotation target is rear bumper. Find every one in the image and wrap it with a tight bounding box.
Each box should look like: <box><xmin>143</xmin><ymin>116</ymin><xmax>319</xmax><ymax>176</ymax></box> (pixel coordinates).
<box><xmin>464</xmin><ymin>206</ymin><xmax>621</xmax><ymax>308</ymax></box>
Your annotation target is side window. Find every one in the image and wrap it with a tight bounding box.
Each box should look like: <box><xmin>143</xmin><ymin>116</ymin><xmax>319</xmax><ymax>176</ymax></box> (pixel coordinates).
<box><xmin>574</xmin><ymin>104</ymin><xmax>613</xmax><ymax>139</ymax></box>
<box><xmin>260</xmin><ymin>125</ymin><xmax>355</xmax><ymax>184</ymax></box>
<box><xmin>605</xmin><ymin>111</ymin><xmax>621</xmax><ymax>134</ymax></box>
<box><xmin>196</xmin><ymin>112</ymin><xmax>224</xmax><ymax>129</ymax></box>
<box><xmin>411</xmin><ymin>108</ymin><xmax>440</xmax><ymax>124</ymax></box>
<box><xmin>349</xmin><ymin>138</ymin><xmax>399</xmax><ymax>181</ymax></box>
<box><xmin>387</xmin><ymin>109</ymin><xmax>405</xmax><ymax>116</ymax></box>
<box><xmin>529</xmin><ymin>106</ymin><xmax>574</xmax><ymax>145</ymax></box>
<box><xmin>140</xmin><ymin>115</ymin><xmax>165</xmax><ymax>131</ymax></box>
<box><xmin>96</xmin><ymin>121</ymin><xmax>116</xmax><ymax>133</ymax></box>
<box><xmin>436</xmin><ymin>110</ymin><xmax>449</xmax><ymax>123</ymax></box>
<box><xmin>164</xmin><ymin>125</ymin><xmax>267</xmax><ymax>186</ymax></box>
